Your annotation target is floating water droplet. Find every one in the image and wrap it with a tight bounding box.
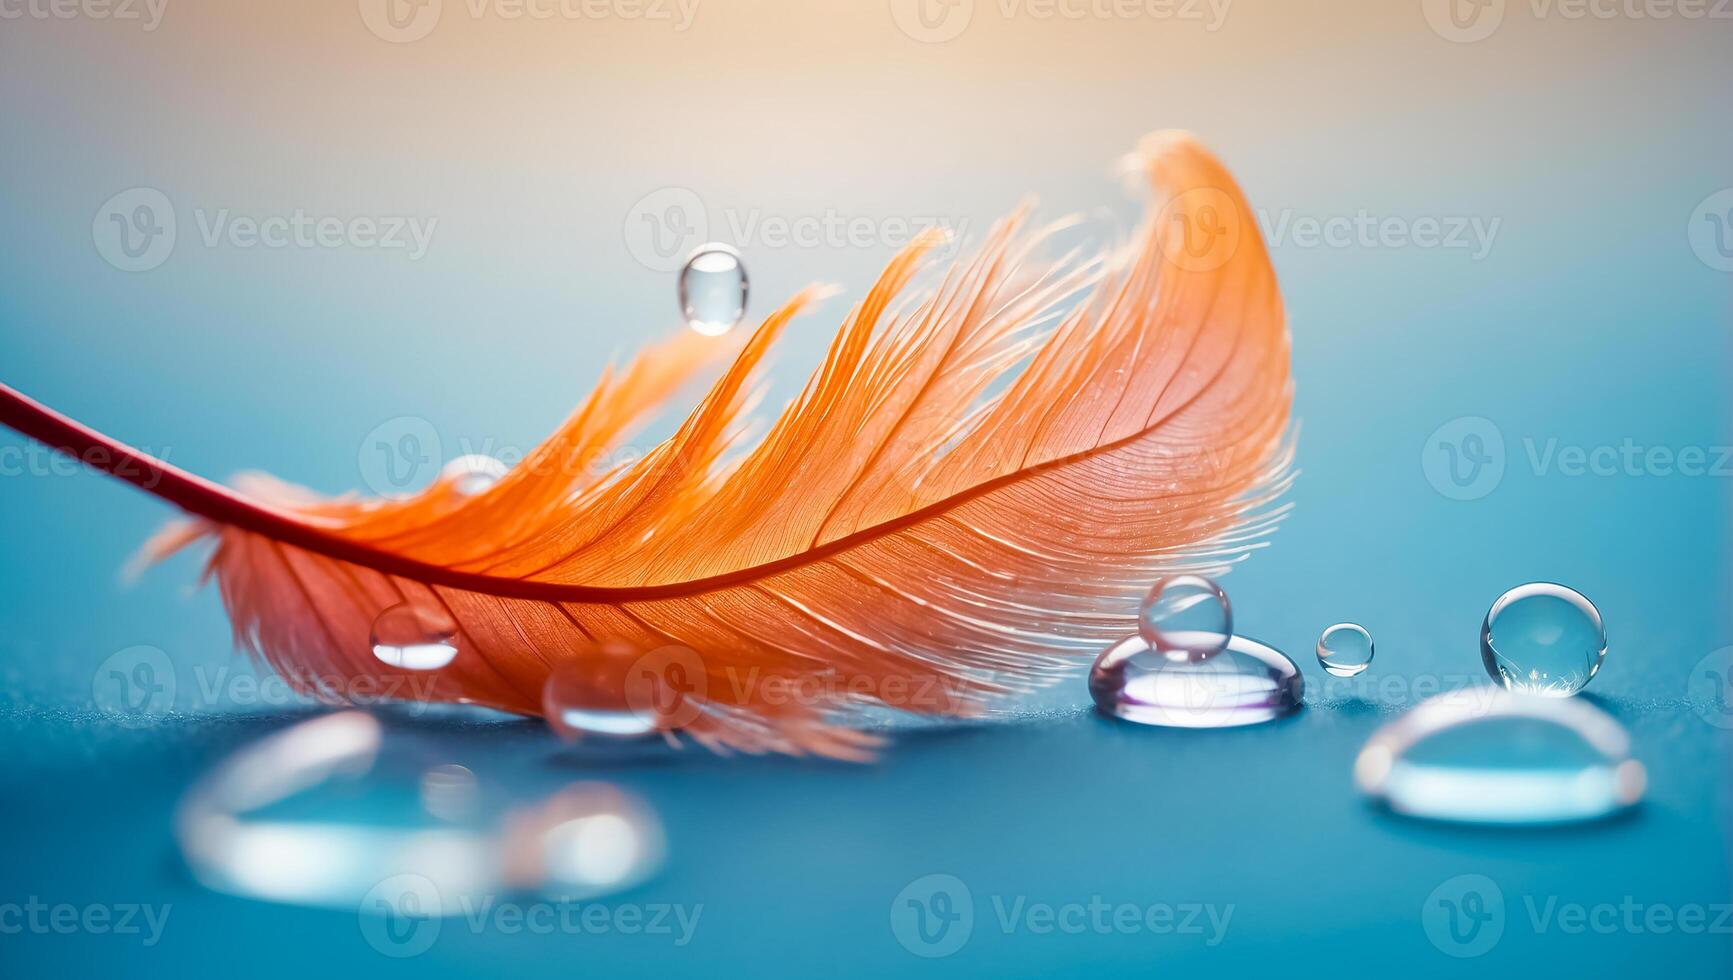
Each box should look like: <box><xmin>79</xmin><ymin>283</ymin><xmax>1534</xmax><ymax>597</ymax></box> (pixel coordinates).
<box><xmin>1481</xmin><ymin>583</ymin><xmax>1606</xmax><ymax>697</ymax></box>
<box><xmin>440</xmin><ymin>454</ymin><xmax>507</xmax><ymax>497</ymax></box>
<box><xmin>1089</xmin><ymin>633</ymin><xmax>1302</xmax><ymax>728</ymax></box>
<box><xmin>1316</xmin><ymin>623</ymin><xmax>1374</xmax><ymax>677</ymax></box>
<box><xmin>542</xmin><ymin>666</ymin><xmax>658</xmax><ymax>740</ymax></box>
<box><xmin>1355</xmin><ymin>688</ymin><xmax>1644</xmax><ymax>825</ymax></box>
<box><xmin>1137</xmin><ymin>575</ymin><xmax>1231</xmax><ymax>663</ymax></box>
<box><xmin>370</xmin><ymin>603</ymin><xmax>461</xmax><ymax>670</ymax></box>
<box><xmin>679</xmin><ymin>243</ymin><xmax>748</xmax><ymax>336</ymax></box>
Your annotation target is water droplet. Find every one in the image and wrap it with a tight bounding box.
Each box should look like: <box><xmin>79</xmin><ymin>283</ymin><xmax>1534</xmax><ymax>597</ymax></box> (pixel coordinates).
<box><xmin>1089</xmin><ymin>633</ymin><xmax>1303</xmax><ymax>728</ymax></box>
<box><xmin>1137</xmin><ymin>575</ymin><xmax>1231</xmax><ymax>663</ymax></box>
<box><xmin>678</xmin><ymin>243</ymin><xmax>748</xmax><ymax>336</ymax></box>
<box><xmin>370</xmin><ymin>603</ymin><xmax>461</xmax><ymax>670</ymax></box>
<box><xmin>440</xmin><ymin>454</ymin><xmax>507</xmax><ymax>496</ymax></box>
<box><xmin>420</xmin><ymin>764</ymin><xmax>480</xmax><ymax>822</ymax></box>
<box><xmin>542</xmin><ymin>666</ymin><xmax>658</xmax><ymax>740</ymax></box>
<box><xmin>1355</xmin><ymin>688</ymin><xmax>1644</xmax><ymax>825</ymax></box>
<box><xmin>1316</xmin><ymin>623</ymin><xmax>1374</xmax><ymax>677</ymax></box>
<box><xmin>502</xmin><ymin>783</ymin><xmax>665</xmax><ymax>898</ymax></box>
<box><xmin>1480</xmin><ymin>583</ymin><xmax>1606</xmax><ymax>697</ymax></box>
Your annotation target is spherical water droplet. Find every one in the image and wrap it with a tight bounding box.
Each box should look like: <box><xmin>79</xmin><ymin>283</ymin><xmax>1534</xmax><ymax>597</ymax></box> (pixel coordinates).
<box><xmin>1480</xmin><ymin>583</ymin><xmax>1606</xmax><ymax>697</ymax></box>
<box><xmin>1137</xmin><ymin>575</ymin><xmax>1231</xmax><ymax>662</ymax></box>
<box><xmin>1316</xmin><ymin>623</ymin><xmax>1374</xmax><ymax>677</ymax></box>
<box><xmin>440</xmin><ymin>454</ymin><xmax>507</xmax><ymax>497</ymax></box>
<box><xmin>678</xmin><ymin>243</ymin><xmax>748</xmax><ymax>336</ymax></box>
<box><xmin>419</xmin><ymin>764</ymin><xmax>479</xmax><ymax>822</ymax></box>
<box><xmin>370</xmin><ymin>603</ymin><xmax>461</xmax><ymax>670</ymax></box>
<box><xmin>1089</xmin><ymin>633</ymin><xmax>1302</xmax><ymax>728</ymax></box>
<box><xmin>1355</xmin><ymin>687</ymin><xmax>1644</xmax><ymax>824</ymax></box>
<box><xmin>542</xmin><ymin>666</ymin><xmax>658</xmax><ymax>740</ymax></box>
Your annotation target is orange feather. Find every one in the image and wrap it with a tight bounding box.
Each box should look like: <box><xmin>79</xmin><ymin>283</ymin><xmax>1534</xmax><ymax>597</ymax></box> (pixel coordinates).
<box><xmin>0</xmin><ymin>132</ymin><xmax>1292</xmax><ymax>760</ymax></box>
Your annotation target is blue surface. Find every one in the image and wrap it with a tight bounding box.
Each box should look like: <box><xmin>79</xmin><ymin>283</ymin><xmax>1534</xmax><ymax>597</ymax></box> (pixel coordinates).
<box><xmin>3</xmin><ymin>1</ymin><xmax>1731</xmax><ymax>976</ymax></box>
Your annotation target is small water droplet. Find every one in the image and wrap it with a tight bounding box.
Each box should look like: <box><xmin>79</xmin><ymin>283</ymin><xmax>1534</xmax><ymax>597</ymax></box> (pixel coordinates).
<box><xmin>440</xmin><ymin>454</ymin><xmax>507</xmax><ymax>496</ymax></box>
<box><xmin>1481</xmin><ymin>583</ymin><xmax>1606</xmax><ymax>697</ymax></box>
<box><xmin>420</xmin><ymin>764</ymin><xmax>480</xmax><ymax>822</ymax></box>
<box><xmin>542</xmin><ymin>666</ymin><xmax>658</xmax><ymax>740</ymax></box>
<box><xmin>1089</xmin><ymin>633</ymin><xmax>1302</xmax><ymax>728</ymax></box>
<box><xmin>678</xmin><ymin>243</ymin><xmax>748</xmax><ymax>336</ymax></box>
<box><xmin>1316</xmin><ymin>623</ymin><xmax>1374</xmax><ymax>677</ymax></box>
<box><xmin>1355</xmin><ymin>688</ymin><xmax>1644</xmax><ymax>825</ymax></box>
<box><xmin>1137</xmin><ymin>575</ymin><xmax>1231</xmax><ymax>662</ymax></box>
<box><xmin>370</xmin><ymin>603</ymin><xmax>461</xmax><ymax>670</ymax></box>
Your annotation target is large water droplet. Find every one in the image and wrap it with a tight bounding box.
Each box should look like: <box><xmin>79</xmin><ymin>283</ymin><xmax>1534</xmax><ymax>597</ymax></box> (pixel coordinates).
<box><xmin>679</xmin><ymin>243</ymin><xmax>748</xmax><ymax>336</ymax></box>
<box><xmin>542</xmin><ymin>666</ymin><xmax>658</xmax><ymax>740</ymax></box>
<box><xmin>1137</xmin><ymin>575</ymin><xmax>1231</xmax><ymax>663</ymax></box>
<box><xmin>1089</xmin><ymin>633</ymin><xmax>1302</xmax><ymax>728</ymax></box>
<box><xmin>1481</xmin><ymin>583</ymin><xmax>1606</xmax><ymax>697</ymax></box>
<box><xmin>1355</xmin><ymin>688</ymin><xmax>1644</xmax><ymax>825</ymax></box>
<box><xmin>440</xmin><ymin>454</ymin><xmax>507</xmax><ymax>497</ymax></box>
<box><xmin>1316</xmin><ymin>623</ymin><xmax>1374</xmax><ymax>677</ymax></box>
<box><xmin>370</xmin><ymin>603</ymin><xmax>461</xmax><ymax>670</ymax></box>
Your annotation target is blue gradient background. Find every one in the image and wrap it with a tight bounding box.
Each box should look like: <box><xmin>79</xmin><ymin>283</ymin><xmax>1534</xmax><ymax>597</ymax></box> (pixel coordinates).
<box><xmin>2</xmin><ymin>0</ymin><xmax>1730</xmax><ymax>976</ymax></box>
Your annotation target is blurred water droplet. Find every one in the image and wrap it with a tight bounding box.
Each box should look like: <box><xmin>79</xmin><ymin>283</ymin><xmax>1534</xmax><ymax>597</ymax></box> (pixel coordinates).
<box><xmin>1316</xmin><ymin>623</ymin><xmax>1374</xmax><ymax>678</ymax></box>
<box><xmin>542</xmin><ymin>666</ymin><xmax>658</xmax><ymax>740</ymax></box>
<box><xmin>502</xmin><ymin>783</ymin><xmax>664</xmax><ymax>898</ymax></box>
<box><xmin>440</xmin><ymin>454</ymin><xmax>507</xmax><ymax>497</ymax></box>
<box><xmin>420</xmin><ymin>764</ymin><xmax>479</xmax><ymax>822</ymax></box>
<box><xmin>679</xmin><ymin>243</ymin><xmax>748</xmax><ymax>336</ymax></box>
<box><xmin>1136</xmin><ymin>574</ymin><xmax>1231</xmax><ymax>663</ymax></box>
<box><xmin>1089</xmin><ymin>633</ymin><xmax>1302</xmax><ymax>728</ymax></box>
<box><xmin>1481</xmin><ymin>583</ymin><xmax>1606</xmax><ymax>697</ymax></box>
<box><xmin>370</xmin><ymin>603</ymin><xmax>461</xmax><ymax>670</ymax></box>
<box><xmin>1355</xmin><ymin>688</ymin><xmax>1644</xmax><ymax>825</ymax></box>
